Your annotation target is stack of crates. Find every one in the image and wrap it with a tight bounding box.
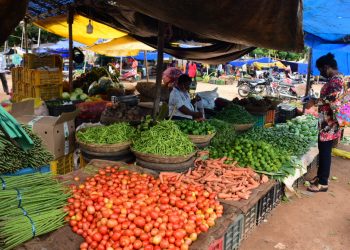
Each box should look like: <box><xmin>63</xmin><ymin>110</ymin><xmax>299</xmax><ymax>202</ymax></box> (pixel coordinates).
<box><xmin>11</xmin><ymin>54</ymin><xmax>63</xmax><ymax>102</ymax></box>
<box><xmin>264</xmin><ymin>109</ymin><xmax>276</xmax><ymax>127</ymax></box>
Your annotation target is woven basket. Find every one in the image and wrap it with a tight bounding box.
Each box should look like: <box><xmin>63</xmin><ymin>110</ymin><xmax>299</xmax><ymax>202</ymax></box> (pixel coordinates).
<box><xmin>76</xmin><ymin>134</ymin><xmax>131</xmax><ymax>153</ymax></box>
<box><xmin>132</xmin><ymin>150</ymin><xmax>196</xmax><ymax>164</ymax></box>
<box><xmin>188</xmin><ymin>133</ymin><xmax>216</xmax><ymax>144</ymax></box>
<box><xmin>233</xmin><ymin>123</ymin><xmax>254</xmax><ymax>132</ymax></box>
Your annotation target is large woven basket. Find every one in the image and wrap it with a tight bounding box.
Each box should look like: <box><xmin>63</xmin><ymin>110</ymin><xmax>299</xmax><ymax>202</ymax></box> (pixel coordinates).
<box><xmin>233</xmin><ymin>123</ymin><xmax>254</xmax><ymax>132</ymax></box>
<box><xmin>188</xmin><ymin>133</ymin><xmax>216</xmax><ymax>144</ymax></box>
<box><xmin>76</xmin><ymin>136</ymin><xmax>131</xmax><ymax>154</ymax></box>
<box><xmin>132</xmin><ymin>150</ymin><xmax>196</xmax><ymax>164</ymax></box>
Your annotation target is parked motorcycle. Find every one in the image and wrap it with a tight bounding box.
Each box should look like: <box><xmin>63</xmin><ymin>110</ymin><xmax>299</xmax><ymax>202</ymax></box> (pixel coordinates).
<box><xmin>266</xmin><ymin>79</ymin><xmax>298</xmax><ymax>99</ymax></box>
<box><xmin>237</xmin><ymin>77</ymin><xmax>270</xmax><ymax>97</ymax></box>
<box><xmin>120</xmin><ymin>69</ymin><xmax>139</xmax><ymax>82</ymax></box>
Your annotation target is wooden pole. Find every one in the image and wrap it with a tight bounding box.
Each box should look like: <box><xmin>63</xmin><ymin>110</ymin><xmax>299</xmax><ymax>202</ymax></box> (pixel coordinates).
<box><xmin>24</xmin><ymin>18</ymin><xmax>29</xmax><ymax>53</ymax></box>
<box><xmin>303</xmin><ymin>48</ymin><xmax>313</xmax><ymax>113</ymax></box>
<box><xmin>152</xmin><ymin>22</ymin><xmax>165</xmax><ymax>120</ymax></box>
<box><xmin>68</xmin><ymin>7</ymin><xmax>74</xmax><ymax>92</ymax></box>
<box><xmin>144</xmin><ymin>50</ymin><xmax>149</xmax><ymax>81</ymax></box>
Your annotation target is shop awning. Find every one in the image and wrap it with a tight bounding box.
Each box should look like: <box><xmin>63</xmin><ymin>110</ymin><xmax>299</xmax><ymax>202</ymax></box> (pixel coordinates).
<box><xmin>34</xmin><ymin>14</ymin><xmax>127</xmax><ymax>46</ymax></box>
<box><xmin>253</xmin><ymin>61</ymin><xmax>287</xmax><ymax>70</ymax></box>
<box><xmin>87</xmin><ymin>36</ymin><xmax>155</xmax><ymax>57</ymax></box>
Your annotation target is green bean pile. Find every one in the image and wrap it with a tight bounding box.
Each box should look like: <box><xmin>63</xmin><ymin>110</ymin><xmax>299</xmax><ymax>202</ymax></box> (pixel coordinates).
<box><xmin>0</xmin><ymin>125</ymin><xmax>54</xmax><ymax>174</ymax></box>
<box><xmin>77</xmin><ymin>122</ymin><xmax>136</xmax><ymax>144</ymax></box>
<box><xmin>132</xmin><ymin>120</ymin><xmax>195</xmax><ymax>156</ymax></box>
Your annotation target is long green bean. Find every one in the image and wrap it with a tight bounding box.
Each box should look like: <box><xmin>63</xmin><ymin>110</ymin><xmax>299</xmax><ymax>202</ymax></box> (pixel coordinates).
<box><xmin>132</xmin><ymin>120</ymin><xmax>195</xmax><ymax>156</ymax></box>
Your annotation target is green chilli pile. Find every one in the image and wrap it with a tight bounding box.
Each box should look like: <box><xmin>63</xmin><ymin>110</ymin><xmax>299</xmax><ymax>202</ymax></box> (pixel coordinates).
<box><xmin>175</xmin><ymin>120</ymin><xmax>216</xmax><ymax>135</ymax></box>
<box><xmin>77</xmin><ymin>122</ymin><xmax>136</xmax><ymax>144</ymax></box>
<box><xmin>132</xmin><ymin>120</ymin><xmax>195</xmax><ymax>156</ymax></box>
<box><xmin>214</xmin><ymin>104</ymin><xmax>256</xmax><ymax>124</ymax></box>
<box><xmin>0</xmin><ymin>173</ymin><xmax>69</xmax><ymax>250</ymax></box>
<box><xmin>0</xmin><ymin>125</ymin><xmax>54</xmax><ymax>174</ymax></box>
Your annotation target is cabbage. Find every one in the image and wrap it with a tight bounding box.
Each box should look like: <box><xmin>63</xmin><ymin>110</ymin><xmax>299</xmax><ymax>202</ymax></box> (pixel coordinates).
<box><xmin>79</xmin><ymin>93</ymin><xmax>88</xmax><ymax>101</ymax></box>
<box><xmin>74</xmin><ymin>88</ymin><xmax>84</xmax><ymax>94</ymax></box>
<box><xmin>70</xmin><ymin>93</ymin><xmax>78</xmax><ymax>101</ymax></box>
<box><xmin>62</xmin><ymin>92</ymin><xmax>70</xmax><ymax>100</ymax></box>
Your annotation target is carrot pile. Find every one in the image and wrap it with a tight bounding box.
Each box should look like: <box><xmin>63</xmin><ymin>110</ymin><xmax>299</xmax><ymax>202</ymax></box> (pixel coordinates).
<box><xmin>160</xmin><ymin>152</ymin><xmax>269</xmax><ymax>201</ymax></box>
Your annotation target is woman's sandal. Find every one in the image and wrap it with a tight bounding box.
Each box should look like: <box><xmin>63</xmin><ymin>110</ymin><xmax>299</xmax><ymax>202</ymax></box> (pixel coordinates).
<box><xmin>307</xmin><ymin>184</ymin><xmax>328</xmax><ymax>192</ymax></box>
<box><xmin>309</xmin><ymin>176</ymin><xmax>319</xmax><ymax>185</ymax></box>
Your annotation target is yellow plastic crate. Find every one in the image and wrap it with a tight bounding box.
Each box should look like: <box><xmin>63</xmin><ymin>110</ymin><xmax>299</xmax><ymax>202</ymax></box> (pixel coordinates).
<box><xmin>50</xmin><ymin>152</ymin><xmax>74</xmax><ymax>175</ymax></box>
<box><xmin>23</xmin><ymin>68</ymin><xmax>63</xmax><ymax>86</ymax></box>
<box><xmin>23</xmin><ymin>53</ymin><xmax>62</xmax><ymax>69</ymax></box>
<box><xmin>79</xmin><ymin>153</ymin><xmax>87</xmax><ymax>168</ymax></box>
<box><xmin>31</xmin><ymin>84</ymin><xmax>63</xmax><ymax>100</ymax></box>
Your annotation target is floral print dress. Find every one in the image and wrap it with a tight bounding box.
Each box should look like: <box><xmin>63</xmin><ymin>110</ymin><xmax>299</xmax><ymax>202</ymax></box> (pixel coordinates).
<box><xmin>318</xmin><ymin>74</ymin><xmax>344</xmax><ymax>141</ymax></box>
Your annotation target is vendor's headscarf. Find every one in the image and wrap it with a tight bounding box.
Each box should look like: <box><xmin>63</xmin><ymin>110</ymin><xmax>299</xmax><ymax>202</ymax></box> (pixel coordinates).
<box><xmin>162</xmin><ymin>67</ymin><xmax>183</xmax><ymax>88</ymax></box>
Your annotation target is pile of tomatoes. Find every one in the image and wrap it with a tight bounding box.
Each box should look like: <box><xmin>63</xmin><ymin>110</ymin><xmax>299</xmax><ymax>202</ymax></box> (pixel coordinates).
<box><xmin>66</xmin><ymin>167</ymin><xmax>223</xmax><ymax>250</ymax></box>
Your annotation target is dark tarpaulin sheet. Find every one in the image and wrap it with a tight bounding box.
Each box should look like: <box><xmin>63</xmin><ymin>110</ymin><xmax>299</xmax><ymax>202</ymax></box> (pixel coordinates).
<box><xmin>76</xmin><ymin>0</ymin><xmax>303</xmax><ymax>63</ymax></box>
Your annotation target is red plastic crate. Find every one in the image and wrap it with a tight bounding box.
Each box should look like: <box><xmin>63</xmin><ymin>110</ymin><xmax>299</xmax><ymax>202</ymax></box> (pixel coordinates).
<box><xmin>265</xmin><ymin>110</ymin><xmax>276</xmax><ymax>124</ymax></box>
<box><xmin>208</xmin><ymin>237</ymin><xmax>224</xmax><ymax>250</ymax></box>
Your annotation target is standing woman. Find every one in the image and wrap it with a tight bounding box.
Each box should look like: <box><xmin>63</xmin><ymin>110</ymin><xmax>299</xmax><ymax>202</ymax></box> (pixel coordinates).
<box><xmin>307</xmin><ymin>53</ymin><xmax>344</xmax><ymax>192</ymax></box>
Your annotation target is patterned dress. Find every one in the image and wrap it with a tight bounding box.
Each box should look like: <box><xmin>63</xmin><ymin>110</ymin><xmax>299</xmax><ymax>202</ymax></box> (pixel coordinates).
<box><xmin>318</xmin><ymin>74</ymin><xmax>344</xmax><ymax>141</ymax></box>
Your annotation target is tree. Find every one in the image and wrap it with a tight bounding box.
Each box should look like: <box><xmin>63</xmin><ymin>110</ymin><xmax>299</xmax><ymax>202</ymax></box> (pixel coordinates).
<box><xmin>2</xmin><ymin>24</ymin><xmax>61</xmax><ymax>48</ymax></box>
<box><xmin>250</xmin><ymin>48</ymin><xmax>306</xmax><ymax>61</ymax></box>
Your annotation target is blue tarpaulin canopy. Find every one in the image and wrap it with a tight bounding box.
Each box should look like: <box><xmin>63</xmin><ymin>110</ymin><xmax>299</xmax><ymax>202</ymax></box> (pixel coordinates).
<box><xmin>229</xmin><ymin>57</ymin><xmax>273</xmax><ymax>67</ymax></box>
<box><xmin>304</xmin><ymin>0</ymin><xmax>350</xmax><ymax>75</ymax></box>
<box><xmin>134</xmin><ymin>51</ymin><xmax>172</xmax><ymax>61</ymax></box>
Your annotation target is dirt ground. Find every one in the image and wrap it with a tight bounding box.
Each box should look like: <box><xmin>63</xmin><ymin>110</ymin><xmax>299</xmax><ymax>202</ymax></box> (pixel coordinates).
<box><xmin>240</xmin><ymin>144</ymin><xmax>350</xmax><ymax>250</ymax></box>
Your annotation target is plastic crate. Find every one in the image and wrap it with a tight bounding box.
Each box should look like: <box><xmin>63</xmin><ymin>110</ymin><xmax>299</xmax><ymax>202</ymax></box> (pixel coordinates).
<box><xmin>50</xmin><ymin>152</ymin><xmax>74</xmax><ymax>175</ymax></box>
<box><xmin>253</xmin><ymin>114</ymin><xmax>266</xmax><ymax>127</ymax></box>
<box><xmin>273</xmin><ymin>182</ymin><xmax>284</xmax><ymax>207</ymax></box>
<box><xmin>208</xmin><ymin>237</ymin><xmax>224</xmax><ymax>250</ymax></box>
<box><xmin>23</xmin><ymin>53</ymin><xmax>62</xmax><ymax>69</ymax></box>
<box><xmin>224</xmin><ymin>214</ymin><xmax>244</xmax><ymax>250</ymax></box>
<box><xmin>265</xmin><ymin>110</ymin><xmax>276</xmax><ymax>124</ymax></box>
<box><xmin>32</xmin><ymin>84</ymin><xmax>63</xmax><ymax>100</ymax></box>
<box><xmin>24</xmin><ymin>68</ymin><xmax>63</xmax><ymax>86</ymax></box>
<box><xmin>3</xmin><ymin>165</ymin><xmax>50</xmax><ymax>176</ymax></box>
<box><xmin>256</xmin><ymin>187</ymin><xmax>274</xmax><ymax>225</ymax></box>
<box><xmin>243</xmin><ymin>202</ymin><xmax>258</xmax><ymax>238</ymax></box>
<box><xmin>277</xmin><ymin>104</ymin><xmax>296</xmax><ymax>123</ymax></box>
<box><xmin>45</xmin><ymin>100</ymin><xmax>81</xmax><ymax>116</ymax></box>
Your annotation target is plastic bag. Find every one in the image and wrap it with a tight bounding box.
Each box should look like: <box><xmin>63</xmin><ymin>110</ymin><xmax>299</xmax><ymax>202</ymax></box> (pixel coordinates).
<box><xmin>197</xmin><ymin>87</ymin><xmax>219</xmax><ymax>109</ymax></box>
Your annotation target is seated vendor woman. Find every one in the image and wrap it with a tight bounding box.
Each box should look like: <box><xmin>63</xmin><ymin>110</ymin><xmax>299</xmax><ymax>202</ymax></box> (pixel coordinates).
<box><xmin>169</xmin><ymin>74</ymin><xmax>203</xmax><ymax>120</ymax></box>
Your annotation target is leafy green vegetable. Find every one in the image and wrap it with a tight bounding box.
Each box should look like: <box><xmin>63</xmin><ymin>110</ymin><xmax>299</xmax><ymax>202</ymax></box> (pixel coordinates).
<box><xmin>214</xmin><ymin>104</ymin><xmax>256</xmax><ymax>124</ymax></box>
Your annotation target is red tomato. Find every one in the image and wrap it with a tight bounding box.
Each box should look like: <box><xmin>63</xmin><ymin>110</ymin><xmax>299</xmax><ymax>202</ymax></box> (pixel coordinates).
<box><xmin>93</xmin><ymin>232</ymin><xmax>103</xmax><ymax>242</ymax></box>
<box><xmin>133</xmin><ymin>217</ymin><xmax>146</xmax><ymax>228</ymax></box>
<box><xmin>130</xmin><ymin>239</ymin><xmax>142</xmax><ymax>249</ymax></box>
<box><xmin>159</xmin><ymin>197</ymin><xmax>169</xmax><ymax>204</ymax></box>
<box><xmin>99</xmin><ymin>225</ymin><xmax>108</xmax><ymax>235</ymax></box>
<box><xmin>119</xmin><ymin>236</ymin><xmax>130</xmax><ymax>247</ymax></box>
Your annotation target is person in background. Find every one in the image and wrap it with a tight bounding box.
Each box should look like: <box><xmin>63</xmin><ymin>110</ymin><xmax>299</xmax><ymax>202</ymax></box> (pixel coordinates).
<box><xmin>0</xmin><ymin>53</ymin><xmax>9</xmax><ymax>95</ymax></box>
<box><xmin>225</xmin><ymin>63</ymin><xmax>232</xmax><ymax>75</ymax></box>
<box><xmin>168</xmin><ymin>74</ymin><xmax>203</xmax><ymax>120</ymax></box>
<box><xmin>217</xmin><ymin>64</ymin><xmax>223</xmax><ymax>77</ymax></box>
<box><xmin>305</xmin><ymin>53</ymin><xmax>344</xmax><ymax>192</ymax></box>
<box><xmin>188</xmin><ymin>61</ymin><xmax>197</xmax><ymax>82</ymax></box>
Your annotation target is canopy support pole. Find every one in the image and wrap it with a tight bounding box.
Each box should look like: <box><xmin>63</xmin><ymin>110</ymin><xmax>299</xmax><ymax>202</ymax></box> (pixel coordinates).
<box><xmin>303</xmin><ymin>48</ymin><xmax>313</xmax><ymax>113</ymax></box>
<box><xmin>37</xmin><ymin>28</ymin><xmax>41</xmax><ymax>47</ymax></box>
<box><xmin>68</xmin><ymin>7</ymin><xmax>74</xmax><ymax>92</ymax></box>
<box><xmin>152</xmin><ymin>22</ymin><xmax>165</xmax><ymax>120</ymax></box>
<box><xmin>24</xmin><ymin>18</ymin><xmax>29</xmax><ymax>53</ymax></box>
<box><xmin>144</xmin><ymin>50</ymin><xmax>149</xmax><ymax>82</ymax></box>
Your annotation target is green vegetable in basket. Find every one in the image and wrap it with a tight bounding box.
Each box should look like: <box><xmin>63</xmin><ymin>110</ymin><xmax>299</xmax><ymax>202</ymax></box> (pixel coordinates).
<box><xmin>175</xmin><ymin>120</ymin><xmax>216</xmax><ymax>135</ymax></box>
<box><xmin>214</xmin><ymin>104</ymin><xmax>256</xmax><ymax>124</ymax></box>
<box><xmin>132</xmin><ymin>120</ymin><xmax>195</xmax><ymax>156</ymax></box>
<box><xmin>77</xmin><ymin>122</ymin><xmax>136</xmax><ymax>144</ymax></box>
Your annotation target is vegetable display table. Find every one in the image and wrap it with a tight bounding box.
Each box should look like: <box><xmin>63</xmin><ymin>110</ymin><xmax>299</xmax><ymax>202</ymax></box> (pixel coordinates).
<box><xmin>283</xmin><ymin>146</ymin><xmax>319</xmax><ymax>196</ymax></box>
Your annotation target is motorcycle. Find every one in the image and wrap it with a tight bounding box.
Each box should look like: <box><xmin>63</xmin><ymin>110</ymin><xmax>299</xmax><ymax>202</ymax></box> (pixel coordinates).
<box><xmin>266</xmin><ymin>79</ymin><xmax>298</xmax><ymax>99</ymax></box>
<box><xmin>120</xmin><ymin>69</ymin><xmax>139</xmax><ymax>82</ymax></box>
<box><xmin>237</xmin><ymin>75</ymin><xmax>271</xmax><ymax>97</ymax></box>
